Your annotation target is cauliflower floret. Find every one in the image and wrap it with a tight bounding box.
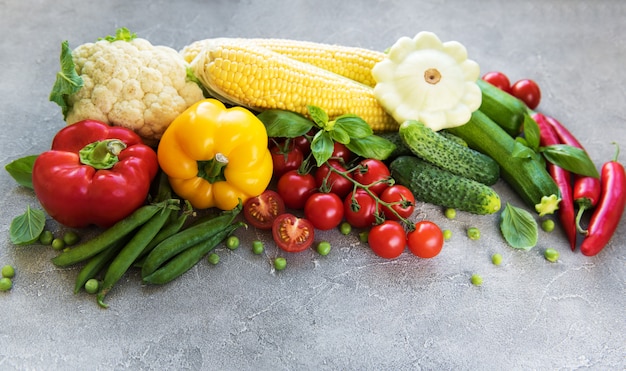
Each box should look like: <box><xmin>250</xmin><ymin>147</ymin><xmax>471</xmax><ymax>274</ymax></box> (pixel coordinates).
<box><xmin>65</xmin><ymin>36</ymin><xmax>204</xmax><ymax>145</ymax></box>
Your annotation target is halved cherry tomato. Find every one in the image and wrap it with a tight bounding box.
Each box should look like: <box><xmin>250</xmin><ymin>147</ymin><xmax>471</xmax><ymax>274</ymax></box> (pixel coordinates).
<box><xmin>510</xmin><ymin>79</ymin><xmax>541</xmax><ymax>109</ymax></box>
<box><xmin>243</xmin><ymin>190</ymin><xmax>285</xmax><ymax>230</ymax></box>
<box><xmin>352</xmin><ymin>158</ymin><xmax>391</xmax><ymax>195</ymax></box>
<box><xmin>379</xmin><ymin>185</ymin><xmax>415</xmax><ymax>220</ymax></box>
<box><xmin>482</xmin><ymin>71</ymin><xmax>511</xmax><ymax>92</ymax></box>
<box><xmin>407</xmin><ymin>221</ymin><xmax>444</xmax><ymax>258</ymax></box>
<box><xmin>270</xmin><ymin>141</ymin><xmax>303</xmax><ymax>179</ymax></box>
<box><xmin>314</xmin><ymin>160</ymin><xmax>353</xmax><ymax>198</ymax></box>
<box><xmin>304</xmin><ymin>192</ymin><xmax>344</xmax><ymax>230</ymax></box>
<box><xmin>272</xmin><ymin>213</ymin><xmax>315</xmax><ymax>252</ymax></box>
<box><xmin>277</xmin><ymin>169</ymin><xmax>317</xmax><ymax>210</ymax></box>
<box><xmin>343</xmin><ymin>190</ymin><xmax>378</xmax><ymax>228</ymax></box>
<box><xmin>368</xmin><ymin>220</ymin><xmax>406</xmax><ymax>259</ymax></box>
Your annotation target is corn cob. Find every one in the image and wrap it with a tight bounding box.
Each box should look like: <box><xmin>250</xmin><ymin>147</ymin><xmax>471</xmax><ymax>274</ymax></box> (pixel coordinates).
<box><xmin>181</xmin><ymin>38</ymin><xmax>386</xmax><ymax>87</ymax></box>
<box><xmin>188</xmin><ymin>39</ymin><xmax>398</xmax><ymax>132</ymax></box>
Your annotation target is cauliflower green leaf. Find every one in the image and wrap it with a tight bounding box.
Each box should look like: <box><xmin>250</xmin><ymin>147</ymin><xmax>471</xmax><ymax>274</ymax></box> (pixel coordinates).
<box><xmin>49</xmin><ymin>40</ymin><xmax>83</xmax><ymax>118</ymax></box>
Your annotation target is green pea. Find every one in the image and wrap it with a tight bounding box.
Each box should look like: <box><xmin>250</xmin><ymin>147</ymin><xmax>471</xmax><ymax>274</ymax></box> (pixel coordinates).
<box><xmin>358</xmin><ymin>231</ymin><xmax>369</xmax><ymax>243</ymax></box>
<box><xmin>316</xmin><ymin>241</ymin><xmax>331</xmax><ymax>256</ymax></box>
<box><xmin>39</xmin><ymin>230</ymin><xmax>54</xmax><ymax>245</ymax></box>
<box><xmin>84</xmin><ymin>279</ymin><xmax>99</xmax><ymax>294</ymax></box>
<box><xmin>339</xmin><ymin>222</ymin><xmax>352</xmax><ymax>236</ymax></box>
<box><xmin>207</xmin><ymin>253</ymin><xmax>220</xmax><ymax>265</ymax></box>
<box><xmin>0</xmin><ymin>277</ymin><xmax>12</xmax><ymax>291</ymax></box>
<box><xmin>226</xmin><ymin>236</ymin><xmax>240</xmax><ymax>250</ymax></box>
<box><xmin>274</xmin><ymin>257</ymin><xmax>287</xmax><ymax>271</ymax></box>
<box><xmin>51</xmin><ymin>238</ymin><xmax>66</xmax><ymax>251</ymax></box>
<box><xmin>63</xmin><ymin>231</ymin><xmax>80</xmax><ymax>246</ymax></box>
<box><xmin>470</xmin><ymin>274</ymin><xmax>483</xmax><ymax>286</ymax></box>
<box><xmin>444</xmin><ymin>208</ymin><xmax>457</xmax><ymax>219</ymax></box>
<box><xmin>467</xmin><ymin>227</ymin><xmax>480</xmax><ymax>240</ymax></box>
<box><xmin>544</xmin><ymin>248</ymin><xmax>559</xmax><ymax>263</ymax></box>
<box><xmin>541</xmin><ymin>219</ymin><xmax>555</xmax><ymax>233</ymax></box>
<box><xmin>1</xmin><ymin>265</ymin><xmax>15</xmax><ymax>279</ymax></box>
<box><xmin>252</xmin><ymin>240</ymin><xmax>264</xmax><ymax>255</ymax></box>
<box><xmin>491</xmin><ymin>253</ymin><xmax>503</xmax><ymax>266</ymax></box>
<box><xmin>443</xmin><ymin>229</ymin><xmax>452</xmax><ymax>241</ymax></box>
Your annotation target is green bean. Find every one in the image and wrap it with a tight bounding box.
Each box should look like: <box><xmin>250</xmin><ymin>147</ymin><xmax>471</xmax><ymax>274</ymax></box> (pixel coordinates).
<box><xmin>51</xmin><ymin>204</ymin><xmax>163</xmax><ymax>267</ymax></box>
<box><xmin>96</xmin><ymin>208</ymin><xmax>173</xmax><ymax>308</ymax></box>
<box><xmin>143</xmin><ymin>222</ymin><xmax>244</xmax><ymax>285</ymax></box>
<box><xmin>141</xmin><ymin>209</ymin><xmax>240</xmax><ymax>278</ymax></box>
<box><xmin>73</xmin><ymin>237</ymin><xmax>128</xmax><ymax>294</ymax></box>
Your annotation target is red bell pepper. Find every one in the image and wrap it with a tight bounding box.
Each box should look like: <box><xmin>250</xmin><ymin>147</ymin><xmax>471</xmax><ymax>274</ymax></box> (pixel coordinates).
<box><xmin>32</xmin><ymin>120</ymin><xmax>159</xmax><ymax>228</ymax></box>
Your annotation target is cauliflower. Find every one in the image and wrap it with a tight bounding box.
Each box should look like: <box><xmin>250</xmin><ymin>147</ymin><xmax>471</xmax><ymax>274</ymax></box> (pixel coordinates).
<box><xmin>50</xmin><ymin>28</ymin><xmax>204</xmax><ymax>145</ymax></box>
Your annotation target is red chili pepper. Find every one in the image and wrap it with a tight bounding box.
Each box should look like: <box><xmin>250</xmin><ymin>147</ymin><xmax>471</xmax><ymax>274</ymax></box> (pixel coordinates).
<box><xmin>533</xmin><ymin>113</ymin><xmax>577</xmax><ymax>250</ymax></box>
<box><xmin>543</xmin><ymin>115</ymin><xmax>601</xmax><ymax>232</ymax></box>
<box><xmin>580</xmin><ymin>144</ymin><xmax>626</xmax><ymax>256</ymax></box>
<box><xmin>32</xmin><ymin>120</ymin><xmax>159</xmax><ymax>228</ymax></box>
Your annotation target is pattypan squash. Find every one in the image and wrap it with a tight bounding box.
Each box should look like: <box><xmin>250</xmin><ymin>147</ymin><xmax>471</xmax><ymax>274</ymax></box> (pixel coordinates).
<box><xmin>372</xmin><ymin>31</ymin><xmax>482</xmax><ymax>131</ymax></box>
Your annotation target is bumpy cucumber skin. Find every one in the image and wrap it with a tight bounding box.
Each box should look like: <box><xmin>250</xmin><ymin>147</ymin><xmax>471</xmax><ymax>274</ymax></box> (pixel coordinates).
<box><xmin>448</xmin><ymin>110</ymin><xmax>559</xmax><ymax>210</ymax></box>
<box><xmin>390</xmin><ymin>156</ymin><xmax>501</xmax><ymax>215</ymax></box>
<box><xmin>379</xmin><ymin>129</ymin><xmax>468</xmax><ymax>161</ymax></box>
<box><xmin>399</xmin><ymin>120</ymin><xmax>500</xmax><ymax>186</ymax></box>
<box><xmin>477</xmin><ymin>79</ymin><xmax>527</xmax><ymax>137</ymax></box>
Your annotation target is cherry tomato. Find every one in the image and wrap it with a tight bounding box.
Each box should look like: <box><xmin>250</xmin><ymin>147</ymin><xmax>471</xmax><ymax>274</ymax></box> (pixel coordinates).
<box><xmin>270</xmin><ymin>141</ymin><xmax>303</xmax><ymax>179</ymax></box>
<box><xmin>243</xmin><ymin>190</ymin><xmax>285</xmax><ymax>230</ymax></box>
<box><xmin>368</xmin><ymin>220</ymin><xmax>406</xmax><ymax>259</ymax></box>
<box><xmin>277</xmin><ymin>170</ymin><xmax>317</xmax><ymax>210</ymax></box>
<box><xmin>343</xmin><ymin>190</ymin><xmax>378</xmax><ymax>228</ymax></box>
<box><xmin>407</xmin><ymin>221</ymin><xmax>444</xmax><ymax>258</ymax></box>
<box><xmin>331</xmin><ymin>142</ymin><xmax>352</xmax><ymax>164</ymax></box>
<box><xmin>352</xmin><ymin>158</ymin><xmax>391</xmax><ymax>195</ymax></box>
<box><xmin>510</xmin><ymin>79</ymin><xmax>541</xmax><ymax>109</ymax></box>
<box><xmin>304</xmin><ymin>192</ymin><xmax>344</xmax><ymax>230</ymax></box>
<box><xmin>292</xmin><ymin>135</ymin><xmax>311</xmax><ymax>157</ymax></box>
<box><xmin>272</xmin><ymin>213</ymin><xmax>315</xmax><ymax>252</ymax></box>
<box><xmin>314</xmin><ymin>160</ymin><xmax>353</xmax><ymax>198</ymax></box>
<box><xmin>379</xmin><ymin>185</ymin><xmax>415</xmax><ymax>220</ymax></box>
<box><xmin>482</xmin><ymin>71</ymin><xmax>511</xmax><ymax>92</ymax></box>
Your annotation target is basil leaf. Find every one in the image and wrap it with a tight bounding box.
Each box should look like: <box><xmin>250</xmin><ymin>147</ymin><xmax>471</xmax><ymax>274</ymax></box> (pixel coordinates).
<box><xmin>541</xmin><ymin>144</ymin><xmax>600</xmax><ymax>178</ymax></box>
<box><xmin>345</xmin><ymin>135</ymin><xmax>396</xmax><ymax>160</ymax></box>
<box><xmin>257</xmin><ymin>110</ymin><xmax>313</xmax><ymax>138</ymax></box>
<box><xmin>511</xmin><ymin>141</ymin><xmax>535</xmax><ymax>160</ymax></box>
<box><xmin>307</xmin><ymin>105</ymin><xmax>329</xmax><ymax>128</ymax></box>
<box><xmin>311</xmin><ymin>131</ymin><xmax>335</xmax><ymax>166</ymax></box>
<box><xmin>5</xmin><ymin>155</ymin><xmax>38</xmax><ymax>189</ymax></box>
<box><xmin>334</xmin><ymin>114</ymin><xmax>373</xmax><ymax>139</ymax></box>
<box><xmin>10</xmin><ymin>206</ymin><xmax>46</xmax><ymax>246</ymax></box>
<box><xmin>330</xmin><ymin>126</ymin><xmax>351</xmax><ymax>144</ymax></box>
<box><xmin>500</xmin><ymin>203</ymin><xmax>538</xmax><ymax>250</ymax></box>
<box><xmin>523</xmin><ymin>114</ymin><xmax>541</xmax><ymax>152</ymax></box>
<box><xmin>49</xmin><ymin>40</ymin><xmax>84</xmax><ymax>119</ymax></box>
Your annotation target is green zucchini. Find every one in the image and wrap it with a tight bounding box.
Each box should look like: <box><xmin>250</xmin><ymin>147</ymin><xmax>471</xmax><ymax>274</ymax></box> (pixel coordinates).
<box><xmin>390</xmin><ymin>155</ymin><xmax>501</xmax><ymax>215</ymax></box>
<box><xmin>477</xmin><ymin>78</ymin><xmax>527</xmax><ymax>136</ymax></box>
<box><xmin>447</xmin><ymin>110</ymin><xmax>559</xmax><ymax>212</ymax></box>
<box><xmin>399</xmin><ymin>120</ymin><xmax>500</xmax><ymax>185</ymax></box>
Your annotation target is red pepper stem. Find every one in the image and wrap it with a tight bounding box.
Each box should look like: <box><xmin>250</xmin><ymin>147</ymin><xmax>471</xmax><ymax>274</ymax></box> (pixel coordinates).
<box><xmin>78</xmin><ymin>139</ymin><xmax>127</xmax><ymax>170</ymax></box>
<box><xmin>575</xmin><ymin>205</ymin><xmax>589</xmax><ymax>235</ymax></box>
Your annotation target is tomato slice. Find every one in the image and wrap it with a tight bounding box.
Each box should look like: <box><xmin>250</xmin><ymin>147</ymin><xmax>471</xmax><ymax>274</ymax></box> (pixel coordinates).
<box><xmin>272</xmin><ymin>213</ymin><xmax>315</xmax><ymax>252</ymax></box>
<box><xmin>243</xmin><ymin>190</ymin><xmax>285</xmax><ymax>230</ymax></box>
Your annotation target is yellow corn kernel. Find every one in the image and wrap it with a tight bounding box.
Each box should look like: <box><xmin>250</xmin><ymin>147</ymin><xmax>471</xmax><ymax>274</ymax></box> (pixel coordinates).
<box><xmin>181</xmin><ymin>38</ymin><xmax>386</xmax><ymax>87</ymax></box>
<box><xmin>190</xmin><ymin>40</ymin><xmax>398</xmax><ymax>132</ymax></box>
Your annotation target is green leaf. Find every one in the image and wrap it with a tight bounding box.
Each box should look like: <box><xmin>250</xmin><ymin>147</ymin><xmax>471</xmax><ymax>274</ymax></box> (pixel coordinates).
<box><xmin>523</xmin><ymin>113</ymin><xmax>541</xmax><ymax>151</ymax></box>
<box><xmin>345</xmin><ymin>135</ymin><xmax>396</xmax><ymax>160</ymax></box>
<box><xmin>49</xmin><ymin>40</ymin><xmax>83</xmax><ymax>119</ymax></box>
<box><xmin>10</xmin><ymin>206</ymin><xmax>46</xmax><ymax>246</ymax></box>
<box><xmin>307</xmin><ymin>105</ymin><xmax>329</xmax><ymax>128</ymax></box>
<box><xmin>511</xmin><ymin>141</ymin><xmax>535</xmax><ymax>160</ymax></box>
<box><xmin>540</xmin><ymin>144</ymin><xmax>600</xmax><ymax>178</ymax></box>
<box><xmin>330</xmin><ymin>126</ymin><xmax>351</xmax><ymax>144</ymax></box>
<box><xmin>256</xmin><ymin>110</ymin><xmax>313</xmax><ymax>138</ymax></box>
<box><xmin>500</xmin><ymin>203</ymin><xmax>538</xmax><ymax>250</ymax></box>
<box><xmin>99</xmin><ymin>27</ymin><xmax>137</xmax><ymax>42</ymax></box>
<box><xmin>5</xmin><ymin>155</ymin><xmax>38</xmax><ymax>189</ymax></box>
<box><xmin>334</xmin><ymin>114</ymin><xmax>373</xmax><ymax>139</ymax></box>
<box><xmin>310</xmin><ymin>131</ymin><xmax>335</xmax><ymax>166</ymax></box>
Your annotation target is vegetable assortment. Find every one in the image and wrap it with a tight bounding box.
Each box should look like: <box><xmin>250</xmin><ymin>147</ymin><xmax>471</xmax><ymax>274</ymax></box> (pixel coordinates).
<box><xmin>3</xmin><ymin>28</ymin><xmax>625</xmax><ymax>307</ymax></box>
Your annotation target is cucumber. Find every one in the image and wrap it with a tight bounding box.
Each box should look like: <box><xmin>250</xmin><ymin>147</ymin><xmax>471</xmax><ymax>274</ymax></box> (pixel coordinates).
<box><xmin>447</xmin><ymin>110</ymin><xmax>559</xmax><ymax>212</ymax></box>
<box><xmin>390</xmin><ymin>155</ymin><xmax>501</xmax><ymax>215</ymax></box>
<box><xmin>399</xmin><ymin>120</ymin><xmax>500</xmax><ymax>185</ymax></box>
<box><xmin>378</xmin><ymin>129</ymin><xmax>468</xmax><ymax>161</ymax></box>
<box><xmin>477</xmin><ymin>78</ymin><xmax>528</xmax><ymax>136</ymax></box>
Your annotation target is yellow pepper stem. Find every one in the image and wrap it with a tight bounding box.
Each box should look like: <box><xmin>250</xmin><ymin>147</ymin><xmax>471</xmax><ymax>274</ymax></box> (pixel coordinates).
<box><xmin>198</xmin><ymin>153</ymin><xmax>229</xmax><ymax>183</ymax></box>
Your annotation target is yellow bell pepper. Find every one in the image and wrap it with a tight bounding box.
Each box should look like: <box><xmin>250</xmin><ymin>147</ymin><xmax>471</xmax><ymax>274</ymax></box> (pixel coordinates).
<box><xmin>157</xmin><ymin>98</ymin><xmax>273</xmax><ymax>210</ymax></box>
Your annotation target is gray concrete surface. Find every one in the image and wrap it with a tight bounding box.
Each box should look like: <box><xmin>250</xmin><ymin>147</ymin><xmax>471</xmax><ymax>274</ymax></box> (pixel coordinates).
<box><xmin>1</xmin><ymin>0</ymin><xmax>625</xmax><ymax>370</ymax></box>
